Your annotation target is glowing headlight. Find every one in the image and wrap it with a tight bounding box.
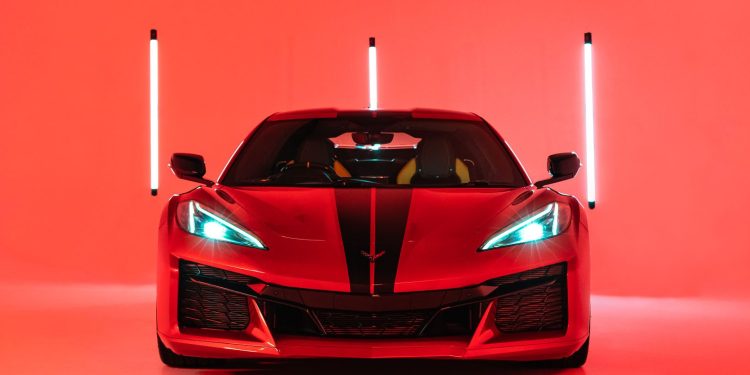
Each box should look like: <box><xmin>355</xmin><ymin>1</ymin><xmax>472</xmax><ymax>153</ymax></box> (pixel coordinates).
<box><xmin>176</xmin><ymin>200</ymin><xmax>267</xmax><ymax>249</ymax></box>
<box><xmin>480</xmin><ymin>202</ymin><xmax>571</xmax><ymax>250</ymax></box>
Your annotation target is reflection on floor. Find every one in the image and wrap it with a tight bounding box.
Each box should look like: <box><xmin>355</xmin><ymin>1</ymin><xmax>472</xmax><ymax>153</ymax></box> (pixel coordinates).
<box><xmin>1</xmin><ymin>284</ymin><xmax>749</xmax><ymax>375</ymax></box>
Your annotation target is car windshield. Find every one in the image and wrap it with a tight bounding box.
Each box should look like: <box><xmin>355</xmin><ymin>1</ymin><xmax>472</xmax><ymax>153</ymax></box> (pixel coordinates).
<box><xmin>221</xmin><ymin>115</ymin><xmax>528</xmax><ymax>187</ymax></box>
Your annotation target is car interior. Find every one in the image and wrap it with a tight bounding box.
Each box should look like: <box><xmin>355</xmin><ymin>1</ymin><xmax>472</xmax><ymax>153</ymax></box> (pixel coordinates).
<box><xmin>271</xmin><ymin>133</ymin><xmax>475</xmax><ymax>186</ymax></box>
<box><xmin>221</xmin><ymin>118</ymin><xmax>526</xmax><ymax>187</ymax></box>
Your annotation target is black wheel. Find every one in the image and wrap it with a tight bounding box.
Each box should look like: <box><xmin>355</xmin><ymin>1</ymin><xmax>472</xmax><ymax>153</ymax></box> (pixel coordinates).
<box><xmin>157</xmin><ymin>335</ymin><xmax>227</xmax><ymax>368</ymax></box>
<box><xmin>553</xmin><ymin>336</ymin><xmax>589</xmax><ymax>368</ymax></box>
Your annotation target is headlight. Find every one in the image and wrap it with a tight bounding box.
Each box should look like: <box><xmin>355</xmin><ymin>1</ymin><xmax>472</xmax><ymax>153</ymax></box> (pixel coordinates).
<box><xmin>480</xmin><ymin>202</ymin><xmax>571</xmax><ymax>250</ymax></box>
<box><xmin>176</xmin><ymin>200</ymin><xmax>267</xmax><ymax>249</ymax></box>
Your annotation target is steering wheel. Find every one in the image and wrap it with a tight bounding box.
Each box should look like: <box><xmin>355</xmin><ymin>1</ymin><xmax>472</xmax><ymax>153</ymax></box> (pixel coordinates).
<box><xmin>276</xmin><ymin>161</ymin><xmax>339</xmax><ymax>184</ymax></box>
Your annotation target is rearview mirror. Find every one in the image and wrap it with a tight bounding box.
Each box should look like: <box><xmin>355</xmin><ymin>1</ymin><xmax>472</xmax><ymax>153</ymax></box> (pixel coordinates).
<box><xmin>352</xmin><ymin>132</ymin><xmax>394</xmax><ymax>145</ymax></box>
<box><xmin>534</xmin><ymin>152</ymin><xmax>581</xmax><ymax>188</ymax></box>
<box><xmin>170</xmin><ymin>153</ymin><xmax>214</xmax><ymax>186</ymax></box>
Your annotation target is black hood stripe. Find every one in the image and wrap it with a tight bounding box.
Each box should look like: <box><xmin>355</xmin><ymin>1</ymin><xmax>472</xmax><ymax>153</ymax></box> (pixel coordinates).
<box><xmin>374</xmin><ymin>189</ymin><xmax>412</xmax><ymax>294</ymax></box>
<box><xmin>334</xmin><ymin>189</ymin><xmax>371</xmax><ymax>294</ymax></box>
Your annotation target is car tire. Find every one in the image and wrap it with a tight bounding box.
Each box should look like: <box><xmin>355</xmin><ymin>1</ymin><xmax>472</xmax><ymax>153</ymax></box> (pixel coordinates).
<box><xmin>157</xmin><ymin>335</ymin><xmax>226</xmax><ymax>368</ymax></box>
<box><xmin>553</xmin><ymin>336</ymin><xmax>589</xmax><ymax>368</ymax></box>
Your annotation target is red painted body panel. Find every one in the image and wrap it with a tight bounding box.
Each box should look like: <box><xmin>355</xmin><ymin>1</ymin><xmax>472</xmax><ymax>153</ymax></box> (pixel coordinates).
<box><xmin>157</xmin><ymin>110</ymin><xmax>590</xmax><ymax>360</ymax></box>
<box><xmin>265</xmin><ymin>108</ymin><xmax>483</xmax><ymax>122</ymax></box>
<box><xmin>267</xmin><ymin>108</ymin><xmax>339</xmax><ymax>121</ymax></box>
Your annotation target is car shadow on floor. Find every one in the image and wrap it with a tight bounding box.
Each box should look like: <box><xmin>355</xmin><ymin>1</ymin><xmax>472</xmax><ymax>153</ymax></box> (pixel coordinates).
<box><xmin>160</xmin><ymin>359</ymin><xmax>586</xmax><ymax>375</ymax></box>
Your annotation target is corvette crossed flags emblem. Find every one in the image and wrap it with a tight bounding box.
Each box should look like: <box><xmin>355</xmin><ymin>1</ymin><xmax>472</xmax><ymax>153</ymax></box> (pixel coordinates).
<box><xmin>360</xmin><ymin>250</ymin><xmax>386</xmax><ymax>263</ymax></box>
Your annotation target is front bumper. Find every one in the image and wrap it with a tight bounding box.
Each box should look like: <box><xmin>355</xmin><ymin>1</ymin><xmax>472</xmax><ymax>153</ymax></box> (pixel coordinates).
<box><xmin>157</xmin><ymin>258</ymin><xmax>589</xmax><ymax>360</ymax></box>
<box><xmin>161</xmin><ymin>332</ymin><xmax>589</xmax><ymax>360</ymax></box>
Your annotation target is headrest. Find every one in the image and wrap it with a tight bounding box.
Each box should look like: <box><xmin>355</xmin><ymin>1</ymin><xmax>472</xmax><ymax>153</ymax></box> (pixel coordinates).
<box><xmin>415</xmin><ymin>137</ymin><xmax>455</xmax><ymax>180</ymax></box>
<box><xmin>297</xmin><ymin>138</ymin><xmax>334</xmax><ymax>166</ymax></box>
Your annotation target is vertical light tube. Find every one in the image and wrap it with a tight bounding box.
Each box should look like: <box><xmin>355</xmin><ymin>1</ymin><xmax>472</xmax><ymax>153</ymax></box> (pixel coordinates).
<box><xmin>150</xmin><ymin>29</ymin><xmax>159</xmax><ymax>196</ymax></box>
<box><xmin>368</xmin><ymin>37</ymin><xmax>378</xmax><ymax>110</ymax></box>
<box><xmin>583</xmin><ymin>32</ymin><xmax>596</xmax><ymax>209</ymax></box>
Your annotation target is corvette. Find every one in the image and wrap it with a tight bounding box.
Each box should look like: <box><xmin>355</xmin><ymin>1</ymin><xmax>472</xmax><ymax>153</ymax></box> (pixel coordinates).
<box><xmin>156</xmin><ymin>108</ymin><xmax>590</xmax><ymax>368</ymax></box>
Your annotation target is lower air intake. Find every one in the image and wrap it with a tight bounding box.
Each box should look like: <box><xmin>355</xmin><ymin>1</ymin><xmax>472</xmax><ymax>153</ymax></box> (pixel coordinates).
<box><xmin>178</xmin><ymin>260</ymin><xmax>251</xmax><ymax>331</ymax></box>
<box><xmin>491</xmin><ymin>263</ymin><xmax>568</xmax><ymax>334</ymax></box>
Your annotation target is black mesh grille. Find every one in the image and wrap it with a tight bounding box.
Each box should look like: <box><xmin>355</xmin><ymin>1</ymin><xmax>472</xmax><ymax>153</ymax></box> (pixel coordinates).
<box><xmin>486</xmin><ymin>262</ymin><xmax>566</xmax><ymax>287</ymax></box>
<box><xmin>491</xmin><ymin>263</ymin><xmax>567</xmax><ymax>334</ymax></box>
<box><xmin>180</xmin><ymin>261</ymin><xmax>256</xmax><ymax>284</ymax></box>
<box><xmin>178</xmin><ymin>260</ymin><xmax>251</xmax><ymax>331</ymax></box>
<box><xmin>176</xmin><ymin>260</ymin><xmax>567</xmax><ymax>336</ymax></box>
<box><xmin>314</xmin><ymin>309</ymin><xmax>432</xmax><ymax>337</ymax></box>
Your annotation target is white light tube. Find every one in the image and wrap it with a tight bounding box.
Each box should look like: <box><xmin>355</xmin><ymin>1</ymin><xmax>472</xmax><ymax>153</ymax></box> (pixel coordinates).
<box><xmin>368</xmin><ymin>37</ymin><xmax>378</xmax><ymax>110</ymax></box>
<box><xmin>150</xmin><ymin>29</ymin><xmax>159</xmax><ymax>196</ymax></box>
<box><xmin>584</xmin><ymin>32</ymin><xmax>595</xmax><ymax>209</ymax></box>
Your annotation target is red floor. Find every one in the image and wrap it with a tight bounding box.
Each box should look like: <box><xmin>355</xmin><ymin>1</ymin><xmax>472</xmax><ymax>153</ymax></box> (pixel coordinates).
<box><xmin>1</xmin><ymin>285</ymin><xmax>748</xmax><ymax>374</ymax></box>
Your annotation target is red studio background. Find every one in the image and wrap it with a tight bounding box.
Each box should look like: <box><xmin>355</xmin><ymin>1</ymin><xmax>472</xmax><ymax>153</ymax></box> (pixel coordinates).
<box><xmin>1</xmin><ymin>0</ymin><xmax>749</xmax><ymax>373</ymax></box>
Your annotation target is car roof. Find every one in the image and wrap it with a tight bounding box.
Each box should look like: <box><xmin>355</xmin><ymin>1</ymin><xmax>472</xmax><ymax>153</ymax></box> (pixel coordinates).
<box><xmin>266</xmin><ymin>108</ymin><xmax>483</xmax><ymax>122</ymax></box>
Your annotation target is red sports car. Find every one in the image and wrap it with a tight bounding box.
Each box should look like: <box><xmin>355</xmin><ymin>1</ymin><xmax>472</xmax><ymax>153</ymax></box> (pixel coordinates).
<box><xmin>156</xmin><ymin>108</ymin><xmax>590</xmax><ymax>368</ymax></box>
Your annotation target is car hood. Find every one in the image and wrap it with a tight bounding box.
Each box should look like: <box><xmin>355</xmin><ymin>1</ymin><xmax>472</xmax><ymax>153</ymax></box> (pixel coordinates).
<box><xmin>203</xmin><ymin>186</ymin><xmax>539</xmax><ymax>293</ymax></box>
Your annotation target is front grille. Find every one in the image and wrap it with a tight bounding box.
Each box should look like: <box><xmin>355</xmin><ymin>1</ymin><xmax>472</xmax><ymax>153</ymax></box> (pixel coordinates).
<box><xmin>177</xmin><ymin>260</ymin><xmax>567</xmax><ymax>337</ymax></box>
<box><xmin>314</xmin><ymin>309</ymin><xmax>433</xmax><ymax>337</ymax></box>
<box><xmin>178</xmin><ymin>260</ymin><xmax>251</xmax><ymax>330</ymax></box>
<box><xmin>491</xmin><ymin>263</ymin><xmax>567</xmax><ymax>334</ymax></box>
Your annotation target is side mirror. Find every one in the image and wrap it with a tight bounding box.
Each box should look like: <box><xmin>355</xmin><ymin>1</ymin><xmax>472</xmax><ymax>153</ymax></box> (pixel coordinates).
<box><xmin>170</xmin><ymin>153</ymin><xmax>214</xmax><ymax>186</ymax></box>
<box><xmin>534</xmin><ymin>152</ymin><xmax>581</xmax><ymax>188</ymax></box>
